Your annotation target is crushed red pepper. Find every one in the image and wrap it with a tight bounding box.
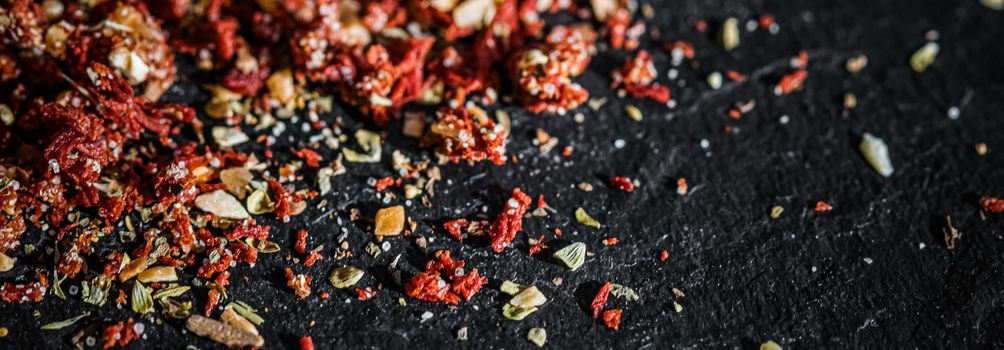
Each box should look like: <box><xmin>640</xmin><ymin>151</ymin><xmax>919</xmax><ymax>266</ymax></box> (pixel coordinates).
<box><xmin>300</xmin><ymin>336</ymin><xmax>315</xmax><ymax>350</ymax></box>
<box><xmin>609</xmin><ymin>176</ymin><xmax>635</xmax><ymax>192</ymax></box>
<box><xmin>980</xmin><ymin>196</ymin><xmax>1004</xmax><ymax>213</ymax></box>
<box><xmin>490</xmin><ymin>188</ymin><xmax>532</xmax><ymax>253</ymax></box>
<box><xmin>285</xmin><ymin>267</ymin><xmax>312</xmax><ymax>299</ymax></box>
<box><xmin>815</xmin><ymin>201</ymin><xmax>834</xmax><ymax>212</ymax></box>
<box><xmin>602</xmin><ymin>309</ymin><xmax>623</xmax><ymax>330</ymax></box>
<box><xmin>405</xmin><ymin>250</ymin><xmax>486</xmax><ymax>304</ymax></box>
<box><xmin>612</xmin><ymin>50</ymin><xmax>671</xmax><ymax>104</ymax></box>
<box><xmin>591</xmin><ymin>282</ymin><xmax>612</xmax><ymax>319</ymax></box>
<box><xmin>102</xmin><ymin>319</ymin><xmax>139</xmax><ymax>349</ymax></box>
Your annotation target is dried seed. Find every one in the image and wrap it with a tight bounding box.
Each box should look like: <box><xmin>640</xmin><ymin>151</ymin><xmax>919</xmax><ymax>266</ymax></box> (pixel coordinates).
<box><xmin>137</xmin><ymin>266</ymin><xmax>178</xmax><ymax>283</ymax></box>
<box><xmin>221</xmin><ymin>307</ymin><xmax>259</xmax><ymax>335</ymax></box>
<box><xmin>552</xmin><ymin>242</ymin><xmax>587</xmax><ymax>270</ymax></box>
<box><xmin>510</xmin><ymin>286</ymin><xmax>547</xmax><ymax>308</ymax></box>
<box><xmin>843</xmin><ymin>93</ymin><xmax>857</xmax><ymax>109</ymax></box>
<box><xmin>342</xmin><ymin>130</ymin><xmax>382</xmax><ymax>163</ymax></box>
<box><xmin>575</xmin><ymin>208</ymin><xmax>601</xmax><ymax>228</ymax></box>
<box><xmin>185</xmin><ymin>315</ymin><xmax>265</xmax><ymax>348</ymax></box>
<box><xmin>220</xmin><ymin>168</ymin><xmax>253</xmax><ymax>198</ymax></box>
<box><xmin>910</xmin><ymin>42</ymin><xmax>939</xmax><ymax>73</ymax></box>
<box><xmin>211</xmin><ymin>126</ymin><xmax>250</xmax><ymax>147</ymax></box>
<box><xmin>328</xmin><ymin>266</ymin><xmax>365</xmax><ymax>289</ymax></box>
<box><xmin>500</xmin><ymin>280</ymin><xmax>528</xmax><ymax>296</ymax></box>
<box><xmin>374</xmin><ymin>206</ymin><xmax>405</xmax><ymax>239</ymax></box>
<box><xmin>0</xmin><ymin>252</ymin><xmax>14</xmax><ymax>272</ymax></box>
<box><xmin>859</xmin><ymin>133</ymin><xmax>894</xmax><ymax>177</ymax></box>
<box><xmin>720</xmin><ymin>17</ymin><xmax>740</xmax><ymax>51</ymax></box>
<box><xmin>625</xmin><ymin>105</ymin><xmax>643</xmax><ymax>122</ymax></box>
<box><xmin>707</xmin><ymin>71</ymin><xmax>723</xmax><ymax>89</ymax></box>
<box><xmin>266</xmin><ymin>69</ymin><xmax>295</xmax><ymax>104</ymax></box>
<box><xmin>975</xmin><ymin>143</ymin><xmax>988</xmax><ymax>155</ymax></box>
<box><xmin>527</xmin><ymin>327</ymin><xmax>547</xmax><ymax>347</ymax></box>
<box><xmin>845</xmin><ymin>54</ymin><xmax>868</xmax><ymax>73</ymax></box>
<box><xmin>246</xmin><ymin>189</ymin><xmax>275</xmax><ymax>215</ymax></box>
<box><xmin>131</xmin><ymin>282</ymin><xmax>153</xmax><ymax>314</ymax></box>
<box><xmin>195</xmin><ymin>190</ymin><xmax>250</xmax><ymax>219</ymax></box>
<box><xmin>609</xmin><ymin>284</ymin><xmax>640</xmax><ymax>302</ymax></box>
<box><xmin>502</xmin><ymin>303</ymin><xmax>538</xmax><ymax>321</ymax></box>
<box><xmin>770</xmin><ymin>206</ymin><xmax>784</xmax><ymax>219</ymax></box>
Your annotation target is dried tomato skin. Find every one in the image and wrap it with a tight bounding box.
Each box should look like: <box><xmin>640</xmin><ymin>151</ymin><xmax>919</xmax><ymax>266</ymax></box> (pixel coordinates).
<box><xmin>591</xmin><ymin>282</ymin><xmax>612</xmax><ymax>319</ymax></box>
<box><xmin>612</xmin><ymin>50</ymin><xmax>670</xmax><ymax>103</ymax></box>
<box><xmin>443</xmin><ymin>219</ymin><xmax>470</xmax><ymax>241</ymax></box>
<box><xmin>489</xmin><ymin>188</ymin><xmax>532</xmax><ymax>253</ymax></box>
<box><xmin>451</xmin><ymin>268</ymin><xmax>488</xmax><ymax>301</ymax></box>
<box><xmin>102</xmin><ymin>318</ymin><xmax>139</xmax><ymax>349</ymax></box>
<box><xmin>294</xmin><ymin>229</ymin><xmax>309</xmax><ymax>254</ymax></box>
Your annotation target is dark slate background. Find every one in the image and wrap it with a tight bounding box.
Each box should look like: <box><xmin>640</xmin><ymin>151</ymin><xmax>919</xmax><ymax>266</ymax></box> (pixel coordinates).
<box><xmin>3</xmin><ymin>0</ymin><xmax>1004</xmax><ymax>348</ymax></box>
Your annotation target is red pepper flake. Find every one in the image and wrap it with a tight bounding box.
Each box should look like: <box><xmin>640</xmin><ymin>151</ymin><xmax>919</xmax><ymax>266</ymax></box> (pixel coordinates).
<box><xmin>980</xmin><ymin>196</ymin><xmax>1004</xmax><ymax>213</ymax></box>
<box><xmin>537</xmin><ymin>195</ymin><xmax>549</xmax><ymax>209</ymax></box>
<box><xmin>373</xmin><ymin>176</ymin><xmax>396</xmax><ymax>192</ymax></box>
<box><xmin>304</xmin><ymin>250</ymin><xmax>323</xmax><ymax>267</ymax></box>
<box><xmin>602</xmin><ymin>309</ymin><xmax>623</xmax><ymax>330</ymax></box>
<box><xmin>356</xmin><ymin>287</ymin><xmax>376</xmax><ymax>300</ymax></box>
<box><xmin>609</xmin><ymin>176</ymin><xmax>634</xmax><ymax>192</ymax></box>
<box><xmin>489</xmin><ymin>188</ymin><xmax>532</xmax><ymax>253</ymax></box>
<box><xmin>0</xmin><ymin>272</ymin><xmax>49</xmax><ymax>303</ymax></box>
<box><xmin>319</xmin><ymin>292</ymin><xmax>330</xmax><ymax>299</ymax></box>
<box><xmin>591</xmin><ymin>282</ymin><xmax>612</xmax><ymax>319</ymax></box>
<box><xmin>562</xmin><ymin>146</ymin><xmax>573</xmax><ymax>157</ymax></box>
<box><xmin>294</xmin><ymin>229</ymin><xmax>308</xmax><ymax>255</ymax></box>
<box><xmin>102</xmin><ymin>319</ymin><xmax>139</xmax><ymax>349</ymax></box>
<box><xmin>725</xmin><ymin>70</ymin><xmax>746</xmax><ymax>82</ymax></box>
<box><xmin>695</xmin><ymin>20</ymin><xmax>708</xmax><ymax>32</ymax></box>
<box><xmin>554</xmin><ymin>228</ymin><xmax>563</xmax><ymax>236</ymax></box>
<box><xmin>775</xmin><ymin>69</ymin><xmax>808</xmax><ymax>95</ymax></box>
<box><xmin>300</xmin><ymin>336</ymin><xmax>315</xmax><ymax>350</ymax></box>
<box><xmin>660</xmin><ymin>250</ymin><xmax>669</xmax><ymax>262</ymax></box>
<box><xmin>404</xmin><ymin>272</ymin><xmax>458</xmax><ymax>305</ymax></box>
<box><xmin>728</xmin><ymin>109</ymin><xmax>742</xmax><ymax>119</ymax></box>
<box><xmin>677</xmin><ymin>178</ymin><xmax>689</xmax><ymax>195</ymax></box>
<box><xmin>529</xmin><ymin>235</ymin><xmax>549</xmax><ymax>256</ymax></box>
<box><xmin>443</xmin><ymin>219</ymin><xmax>470</xmax><ymax>241</ymax></box>
<box><xmin>602</xmin><ymin>237</ymin><xmax>619</xmax><ymax>246</ymax></box>
<box><xmin>815</xmin><ymin>201</ymin><xmax>833</xmax><ymax>212</ymax></box>
<box><xmin>285</xmin><ymin>267</ymin><xmax>312</xmax><ymax>299</ymax></box>
<box><xmin>405</xmin><ymin>250</ymin><xmax>485</xmax><ymax>304</ymax></box>
<box><xmin>663</xmin><ymin>41</ymin><xmax>696</xmax><ymax>60</ymax></box>
<box><xmin>612</xmin><ymin>50</ymin><xmax>671</xmax><ymax>104</ymax></box>
<box><xmin>795</xmin><ymin>50</ymin><xmax>809</xmax><ymax>68</ymax></box>
<box><xmin>758</xmin><ymin>15</ymin><xmax>776</xmax><ymax>29</ymax></box>
<box><xmin>451</xmin><ymin>269</ymin><xmax>488</xmax><ymax>301</ymax></box>
<box><xmin>295</xmin><ymin>148</ymin><xmax>323</xmax><ymax>168</ymax></box>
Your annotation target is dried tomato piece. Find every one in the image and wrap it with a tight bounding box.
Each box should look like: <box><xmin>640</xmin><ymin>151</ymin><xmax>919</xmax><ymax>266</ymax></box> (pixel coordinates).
<box><xmin>512</xmin><ymin>26</ymin><xmax>593</xmax><ymax>115</ymax></box>
<box><xmin>602</xmin><ymin>309</ymin><xmax>622</xmax><ymax>330</ymax></box>
<box><xmin>489</xmin><ymin>188</ymin><xmax>532</xmax><ymax>253</ymax></box>
<box><xmin>775</xmin><ymin>69</ymin><xmax>808</xmax><ymax>95</ymax></box>
<box><xmin>528</xmin><ymin>235</ymin><xmax>548</xmax><ymax>256</ymax></box>
<box><xmin>294</xmin><ymin>229</ymin><xmax>309</xmax><ymax>254</ymax></box>
<box><xmin>450</xmin><ymin>268</ymin><xmax>488</xmax><ymax>301</ymax></box>
<box><xmin>609</xmin><ymin>176</ymin><xmax>634</xmax><ymax>192</ymax></box>
<box><xmin>101</xmin><ymin>318</ymin><xmax>139</xmax><ymax>349</ymax></box>
<box><xmin>295</xmin><ymin>148</ymin><xmax>322</xmax><ymax>167</ymax></box>
<box><xmin>227</xmin><ymin>220</ymin><xmax>271</xmax><ymax>241</ymax></box>
<box><xmin>443</xmin><ymin>218</ymin><xmax>470</xmax><ymax>241</ymax></box>
<box><xmin>404</xmin><ymin>271</ymin><xmax>456</xmax><ymax>304</ymax></box>
<box><xmin>591</xmin><ymin>282</ymin><xmax>612</xmax><ymax>319</ymax></box>
<box><xmin>0</xmin><ymin>271</ymin><xmax>49</xmax><ymax>303</ymax></box>
<box><xmin>429</xmin><ymin>106</ymin><xmax>508</xmax><ymax>165</ymax></box>
<box><xmin>355</xmin><ymin>287</ymin><xmax>376</xmax><ymax>300</ymax></box>
<box><xmin>815</xmin><ymin>201</ymin><xmax>833</xmax><ymax>212</ymax></box>
<box><xmin>980</xmin><ymin>196</ymin><xmax>1004</xmax><ymax>213</ymax></box>
<box><xmin>300</xmin><ymin>336</ymin><xmax>315</xmax><ymax>350</ymax></box>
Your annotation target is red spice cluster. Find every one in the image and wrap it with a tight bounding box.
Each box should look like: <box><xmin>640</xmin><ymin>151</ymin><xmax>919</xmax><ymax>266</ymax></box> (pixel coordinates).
<box><xmin>404</xmin><ymin>250</ymin><xmax>487</xmax><ymax>304</ymax></box>
<box><xmin>285</xmin><ymin>267</ymin><xmax>312</xmax><ymax>299</ymax></box>
<box><xmin>512</xmin><ymin>26</ymin><xmax>594</xmax><ymax>115</ymax></box>
<box><xmin>101</xmin><ymin>319</ymin><xmax>139</xmax><ymax>349</ymax></box>
<box><xmin>590</xmin><ymin>282</ymin><xmax>623</xmax><ymax>330</ymax></box>
<box><xmin>428</xmin><ymin>106</ymin><xmax>508</xmax><ymax>164</ymax></box>
<box><xmin>609</xmin><ymin>176</ymin><xmax>635</xmax><ymax>192</ymax></box>
<box><xmin>980</xmin><ymin>196</ymin><xmax>1004</xmax><ymax>213</ymax></box>
<box><xmin>490</xmin><ymin>188</ymin><xmax>532</xmax><ymax>253</ymax></box>
<box><xmin>612</xmin><ymin>50</ymin><xmax>671</xmax><ymax>104</ymax></box>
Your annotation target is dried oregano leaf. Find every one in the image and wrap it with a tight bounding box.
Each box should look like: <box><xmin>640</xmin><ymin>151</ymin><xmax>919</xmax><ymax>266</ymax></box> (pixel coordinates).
<box><xmin>328</xmin><ymin>266</ymin><xmax>365</xmax><ymax>289</ymax></box>
<box><xmin>131</xmin><ymin>282</ymin><xmax>154</xmax><ymax>314</ymax></box>
<box><xmin>502</xmin><ymin>303</ymin><xmax>538</xmax><ymax>321</ymax></box>
<box><xmin>500</xmin><ymin>280</ymin><xmax>528</xmax><ymax>296</ymax></box>
<box><xmin>553</xmin><ymin>242</ymin><xmax>586</xmax><ymax>270</ymax></box>
<box><xmin>609</xmin><ymin>283</ymin><xmax>640</xmax><ymax>302</ymax></box>
<box><xmin>40</xmin><ymin>313</ymin><xmax>90</xmax><ymax>330</ymax></box>
<box><xmin>152</xmin><ymin>284</ymin><xmax>190</xmax><ymax>300</ymax></box>
<box><xmin>228</xmin><ymin>301</ymin><xmax>265</xmax><ymax>326</ymax></box>
<box><xmin>575</xmin><ymin>208</ymin><xmax>601</xmax><ymax>228</ymax></box>
<box><xmin>527</xmin><ymin>327</ymin><xmax>547</xmax><ymax>347</ymax></box>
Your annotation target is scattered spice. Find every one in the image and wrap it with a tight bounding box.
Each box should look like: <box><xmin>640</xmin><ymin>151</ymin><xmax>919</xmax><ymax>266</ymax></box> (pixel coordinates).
<box><xmin>602</xmin><ymin>309</ymin><xmax>622</xmax><ymax>330</ymax></box>
<box><xmin>761</xmin><ymin>340</ymin><xmax>783</xmax><ymax>350</ymax></box>
<box><xmin>553</xmin><ymin>242</ymin><xmax>587</xmax><ymax>270</ymax></box>
<box><xmin>575</xmin><ymin>208</ymin><xmax>602</xmax><ymax>228</ymax></box>
<box><xmin>910</xmin><ymin>42</ymin><xmax>940</xmax><ymax>73</ymax></box>
<box><xmin>860</xmin><ymin>133</ymin><xmax>894</xmax><ymax>177</ymax></box>
<box><xmin>102</xmin><ymin>319</ymin><xmax>140</xmax><ymax>349</ymax></box>
<box><xmin>981</xmin><ymin>196</ymin><xmax>1004</xmax><ymax>213</ymax></box>
<box><xmin>40</xmin><ymin>312</ymin><xmax>91</xmax><ymax>330</ymax></box>
<box><xmin>284</xmin><ymin>268</ymin><xmax>312</xmax><ymax>299</ymax></box>
<box><xmin>677</xmin><ymin>178</ymin><xmax>689</xmax><ymax>195</ymax></box>
<box><xmin>770</xmin><ymin>206</ymin><xmax>784</xmax><ymax>219</ymax></box>
<box><xmin>609</xmin><ymin>176</ymin><xmax>635</xmax><ymax>192</ymax></box>
<box><xmin>490</xmin><ymin>189</ymin><xmax>532</xmax><ymax>252</ymax></box>
<box><xmin>609</xmin><ymin>284</ymin><xmax>640</xmax><ymax>302</ymax></box>
<box><xmin>943</xmin><ymin>216</ymin><xmax>961</xmax><ymax>250</ymax></box>
<box><xmin>591</xmin><ymin>282</ymin><xmax>612</xmax><ymax>319</ymax></box>
<box><xmin>374</xmin><ymin>206</ymin><xmax>406</xmax><ymax>240</ymax></box>
<box><xmin>846</xmin><ymin>54</ymin><xmax>869</xmax><ymax>73</ymax></box>
<box><xmin>329</xmin><ymin>266</ymin><xmax>365</xmax><ymax>289</ymax></box>
<box><xmin>527</xmin><ymin>327</ymin><xmax>547</xmax><ymax>347</ymax></box>
<box><xmin>815</xmin><ymin>201</ymin><xmax>833</xmax><ymax>212</ymax></box>
<box><xmin>720</xmin><ymin>17</ymin><xmax>741</xmax><ymax>51</ymax></box>
<box><xmin>185</xmin><ymin>315</ymin><xmax>264</xmax><ymax>348</ymax></box>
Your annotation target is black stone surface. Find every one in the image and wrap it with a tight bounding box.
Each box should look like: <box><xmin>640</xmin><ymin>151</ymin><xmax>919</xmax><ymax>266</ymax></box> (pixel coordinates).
<box><xmin>3</xmin><ymin>0</ymin><xmax>1004</xmax><ymax>348</ymax></box>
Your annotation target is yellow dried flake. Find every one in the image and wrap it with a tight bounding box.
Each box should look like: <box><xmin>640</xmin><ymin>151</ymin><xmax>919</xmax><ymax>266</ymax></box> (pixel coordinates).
<box><xmin>720</xmin><ymin>17</ymin><xmax>740</xmax><ymax>51</ymax></box>
<box><xmin>575</xmin><ymin>208</ymin><xmax>601</xmax><ymax>228</ymax></box>
<box><xmin>910</xmin><ymin>42</ymin><xmax>939</xmax><ymax>73</ymax></box>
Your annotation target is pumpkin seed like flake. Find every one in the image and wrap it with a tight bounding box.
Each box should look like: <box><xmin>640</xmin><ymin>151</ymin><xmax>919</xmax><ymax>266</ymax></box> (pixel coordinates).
<box><xmin>625</xmin><ymin>105</ymin><xmax>643</xmax><ymax>122</ymax></box>
<box><xmin>720</xmin><ymin>17</ymin><xmax>740</xmax><ymax>51</ymax></box>
<box><xmin>342</xmin><ymin>130</ymin><xmax>382</xmax><ymax>163</ymax></box>
<box><xmin>770</xmin><ymin>206</ymin><xmax>784</xmax><ymax>219</ymax></box>
<box><xmin>41</xmin><ymin>313</ymin><xmax>90</xmax><ymax>330</ymax></box>
<box><xmin>553</xmin><ymin>242</ymin><xmax>587</xmax><ymax>270</ymax></box>
<box><xmin>859</xmin><ymin>133</ymin><xmax>894</xmax><ymax>177</ymax></box>
<box><xmin>131</xmin><ymin>282</ymin><xmax>154</xmax><ymax>314</ymax></box>
<box><xmin>575</xmin><ymin>208</ymin><xmax>601</xmax><ymax>228</ymax></box>
<box><xmin>195</xmin><ymin>190</ymin><xmax>250</xmax><ymax>219</ymax></box>
<box><xmin>527</xmin><ymin>327</ymin><xmax>547</xmax><ymax>347</ymax></box>
<box><xmin>910</xmin><ymin>42</ymin><xmax>939</xmax><ymax>73</ymax></box>
<box><xmin>328</xmin><ymin>266</ymin><xmax>365</xmax><ymax>289</ymax></box>
<box><xmin>510</xmin><ymin>286</ymin><xmax>547</xmax><ymax>308</ymax></box>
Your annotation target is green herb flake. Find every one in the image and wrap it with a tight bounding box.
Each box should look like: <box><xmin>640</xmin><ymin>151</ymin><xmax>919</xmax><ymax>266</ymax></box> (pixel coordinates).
<box><xmin>909</xmin><ymin>42</ymin><xmax>939</xmax><ymax>73</ymax></box>
<box><xmin>160</xmin><ymin>298</ymin><xmax>192</xmax><ymax>319</ymax></box>
<box><xmin>527</xmin><ymin>327</ymin><xmax>547</xmax><ymax>347</ymax></box>
<box><xmin>131</xmin><ymin>282</ymin><xmax>154</xmax><ymax>314</ymax></box>
<box><xmin>328</xmin><ymin>266</ymin><xmax>365</xmax><ymax>289</ymax></box>
<box><xmin>40</xmin><ymin>313</ymin><xmax>90</xmax><ymax>330</ymax></box>
<box><xmin>228</xmin><ymin>301</ymin><xmax>265</xmax><ymax>326</ymax></box>
<box><xmin>502</xmin><ymin>303</ymin><xmax>538</xmax><ymax>321</ymax></box>
<box><xmin>500</xmin><ymin>280</ymin><xmax>528</xmax><ymax>296</ymax></box>
<box><xmin>152</xmin><ymin>284</ymin><xmax>190</xmax><ymax>300</ymax></box>
<box><xmin>609</xmin><ymin>283</ymin><xmax>640</xmax><ymax>302</ymax></box>
<box><xmin>574</xmin><ymin>208</ymin><xmax>601</xmax><ymax>228</ymax></box>
<box><xmin>365</xmin><ymin>241</ymin><xmax>382</xmax><ymax>257</ymax></box>
<box><xmin>552</xmin><ymin>242</ymin><xmax>587</xmax><ymax>271</ymax></box>
<box><xmin>52</xmin><ymin>272</ymin><xmax>67</xmax><ymax>300</ymax></box>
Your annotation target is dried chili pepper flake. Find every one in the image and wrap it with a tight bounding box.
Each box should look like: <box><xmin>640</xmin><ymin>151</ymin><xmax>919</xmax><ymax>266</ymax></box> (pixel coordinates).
<box><xmin>759</xmin><ymin>15</ymin><xmax>776</xmax><ymax>29</ymax></box>
<box><xmin>295</xmin><ymin>229</ymin><xmax>309</xmax><ymax>255</ymax></box>
<box><xmin>775</xmin><ymin>69</ymin><xmax>808</xmax><ymax>95</ymax></box>
<box><xmin>0</xmin><ymin>271</ymin><xmax>49</xmax><ymax>303</ymax></box>
<box><xmin>663</xmin><ymin>41</ymin><xmax>696</xmax><ymax>60</ymax></box>
<box><xmin>405</xmin><ymin>272</ymin><xmax>456</xmax><ymax>304</ymax></box>
<box><xmin>356</xmin><ymin>287</ymin><xmax>376</xmax><ymax>300</ymax></box>
<box><xmin>602</xmin><ymin>237</ymin><xmax>619</xmax><ymax>246</ymax></box>
<box><xmin>102</xmin><ymin>318</ymin><xmax>139</xmax><ymax>349</ymax></box>
<box><xmin>677</xmin><ymin>178</ymin><xmax>689</xmax><ymax>195</ymax></box>
<box><xmin>537</xmin><ymin>195</ymin><xmax>549</xmax><ymax>209</ymax></box>
<box><xmin>554</xmin><ymin>228</ymin><xmax>563</xmax><ymax>236</ymax></box>
<box><xmin>373</xmin><ymin>176</ymin><xmax>396</xmax><ymax>192</ymax></box>
<box><xmin>660</xmin><ymin>250</ymin><xmax>669</xmax><ymax>262</ymax></box>
<box><xmin>725</xmin><ymin>70</ymin><xmax>747</xmax><ymax>82</ymax></box>
<box><xmin>443</xmin><ymin>219</ymin><xmax>470</xmax><ymax>241</ymax></box>
<box><xmin>529</xmin><ymin>235</ymin><xmax>549</xmax><ymax>256</ymax></box>
<box><xmin>980</xmin><ymin>196</ymin><xmax>1004</xmax><ymax>213</ymax></box>
<box><xmin>451</xmin><ymin>269</ymin><xmax>488</xmax><ymax>301</ymax></box>
<box><xmin>612</xmin><ymin>50</ymin><xmax>671</xmax><ymax>104</ymax></box>
<box><xmin>609</xmin><ymin>176</ymin><xmax>634</xmax><ymax>192</ymax></box>
<box><xmin>295</xmin><ymin>148</ymin><xmax>323</xmax><ymax>168</ymax></box>
<box><xmin>304</xmin><ymin>250</ymin><xmax>323</xmax><ymax>267</ymax></box>
<box><xmin>285</xmin><ymin>268</ymin><xmax>312</xmax><ymax>299</ymax></box>
<box><xmin>562</xmin><ymin>146</ymin><xmax>574</xmax><ymax>157</ymax></box>
<box><xmin>300</xmin><ymin>336</ymin><xmax>315</xmax><ymax>350</ymax></box>
<box><xmin>591</xmin><ymin>282</ymin><xmax>612</xmax><ymax>319</ymax></box>
<box><xmin>815</xmin><ymin>201</ymin><xmax>833</xmax><ymax>212</ymax></box>
<box><xmin>602</xmin><ymin>309</ymin><xmax>622</xmax><ymax>330</ymax></box>
<box><xmin>489</xmin><ymin>188</ymin><xmax>532</xmax><ymax>253</ymax></box>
